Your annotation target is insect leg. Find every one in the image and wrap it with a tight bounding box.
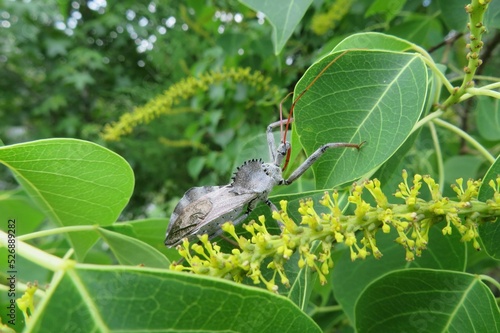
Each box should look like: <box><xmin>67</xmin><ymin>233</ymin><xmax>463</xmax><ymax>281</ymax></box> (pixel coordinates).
<box><xmin>283</xmin><ymin>141</ymin><xmax>365</xmax><ymax>185</ymax></box>
<box><xmin>267</xmin><ymin>118</ymin><xmax>294</xmax><ymax>162</ymax></box>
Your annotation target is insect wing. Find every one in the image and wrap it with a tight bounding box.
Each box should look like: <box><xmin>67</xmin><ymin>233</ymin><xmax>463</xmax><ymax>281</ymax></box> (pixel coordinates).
<box><xmin>165</xmin><ymin>186</ymin><xmax>256</xmax><ymax>247</ymax></box>
<box><xmin>166</xmin><ymin>186</ymin><xmax>220</xmax><ymax>247</ymax></box>
<box><xmin>196</xmin><ymin>187</ymin><xmax>256</xmax><ymax>234</ymax></box>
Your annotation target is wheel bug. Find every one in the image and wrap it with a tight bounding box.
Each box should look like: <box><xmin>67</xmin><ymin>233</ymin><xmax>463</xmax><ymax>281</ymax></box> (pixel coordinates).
<box><xmin>165</xmin><ymin>51</ymin><xmax>365</xmax><ymax>248</ymax></box>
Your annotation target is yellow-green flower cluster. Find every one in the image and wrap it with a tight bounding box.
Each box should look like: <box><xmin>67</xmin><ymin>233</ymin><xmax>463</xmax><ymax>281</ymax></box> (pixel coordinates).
<box><xmin>311</xmin><ymin>0</ymin><xmax>353</xmax><ymax>35</ymax></box>
<box><xmin>158</xmin><ymin>136</ymin><xmax>209</xmax><ymax>152</ymax></box>
<box><xmin>171</xmin><ymin>215</ymin><xmax>288</xmax><ymax>292</ymax></box>
<box><xmin>171</xmin><ymin>172</ymin><xmax>500</xmax><ymax>291</ymax></box>
<box><xmin>101</xmin><ymin>67</ymin><xmax>280</xmax><ymax>141</ymax></box>
<box><xmin>16</xmin><ymin>282</ymin><xmax>38</xmax><ymax>322</ymax></box>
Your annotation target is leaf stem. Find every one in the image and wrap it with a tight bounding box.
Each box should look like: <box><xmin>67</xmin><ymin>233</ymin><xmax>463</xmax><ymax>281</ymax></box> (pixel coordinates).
<box><xmin>418</xmin><ymin>54</ymin><xmax>455</xmax><ymax>94</ymax></box>
<box><xmin>18</xmin><ymin>225</ymin><xmax>99</xmax><ymax>241</ymax></box>
<box><xmin>0</xmin><ymin>230</ymin><xmax>66</xmax><ymax>271</ymax></box>
<box><xmin>459</xmin><ymin>88</ymin><xmax>500</xmax><ymax>102</ymax></box>
<box><xmin>480</xmin><ymin>274</ymin><xmax>500</xmax><ymax>290</ymax></box>
<box><xmin>308</xmin><ymin>304</ymin><xmax>343</xmax><ymax>316</ymax></box>
<box><xmin>429</xmin><ymin>121</ymin><xmax>445</xmax><ymax>192</ymax></box>
<box><xmin>466</xmin><ymin>75</ymin><xmax>500</xmax><ymax>83</ymax></box>
<box><xmin>412</xmin><ymin>110</ymin><xmax>444</xmax><ymax>133</ymax></box>
<box><xmin>432</xmin><ymin>118</ymin><xmax>495</xmax><ymax>163</ymax></box>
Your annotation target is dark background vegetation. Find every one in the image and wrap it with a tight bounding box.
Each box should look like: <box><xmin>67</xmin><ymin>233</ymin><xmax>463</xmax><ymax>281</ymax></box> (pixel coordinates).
<box><xmin>1</xmin><ymin>0</ymin><xmax>499</xmax><ymax>218</ymax></box>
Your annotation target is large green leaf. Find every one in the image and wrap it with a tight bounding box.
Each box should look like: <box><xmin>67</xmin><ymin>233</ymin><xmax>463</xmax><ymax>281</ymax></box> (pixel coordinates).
<box><xmin>365</xmin><ymin>0</ymin><xmax>406</xmax><ymax>22</ymax></box>
<box><xmin>239</xmin><ymin>0</ymin><xmax>313</xmax><ymax>55</ymax></box>
<box><xmin>485</xmin><ymin>0</ymin><xmax>500</xmax><ymax>29</ymax></box>
<box><xmin>443</xmin><ymin>155</ymin><xmax>484</xmax><ymax>183</ymax></box>
<box><xmin>439</xmin><ymin>0</ymin><xmax>500</xmax><ymax>31</ymax></box>
<box><xmin>293</xmin><ymin>50</ymin><xmax>428</xmax><ymax>189</ymax></box>
<box><xmin>478</xmin><ymin>154</ymin><xmax>500</xmax><ymax>259</ymax></box>
<box><xmin>438</xmin><ymin>0</ymin><xmax>499</xmax><ymax>31</ymax></box>
<box><xmin>333</xmin><ymin>225</ymin><xmax>467</xmax><ymax>324</ymax></box>
<box><xmin>333</xmin><ymin>32</ymin><xmax>415</xmax><ymax>53</ymax></box>
<box><xmin>0</xmin><ymin>232</ymin><xmax>321</xmax><ymax>332</ymax></box>
<box><xmin>475</xmin><ymin>96</ymin><xmax>500</xmax><ymax>141</ymax></box>
<box><xmin>28</xmin><ymin>265</ymin><xmax>321</xmax><ymax>332</ymax></box>
<box><xmin>437</xmin><ymin>0</ymin><xmax>469</xmax><ymax>31</ymax></box>
<box><xmin>386</xmin><ymin>14</ymin><xmax>443</xmax><ymax>49</ymax></box>
<box><xmin>0</xmin><ymin>139</ymin><xmax>134</xmax><ymax>261</ymax></box>
<box><xmin>355</xmin><ymin>269</ymin><xmax>500</xmax><ymax>332</ymax></box>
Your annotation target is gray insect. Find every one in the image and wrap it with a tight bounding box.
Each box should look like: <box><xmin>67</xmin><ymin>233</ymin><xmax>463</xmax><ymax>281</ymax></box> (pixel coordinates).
<box><xmin>165</xmin><ymin>119</ymin><xmax>364</xmax><ymax>247</ymax></box>
<box><xmin>165</xmin><ymin>54</ymin><xmax>364</xmax><ymax>247</ymax></box>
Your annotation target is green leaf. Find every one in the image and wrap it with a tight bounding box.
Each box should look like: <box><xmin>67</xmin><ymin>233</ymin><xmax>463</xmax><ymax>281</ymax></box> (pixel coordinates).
<box><xmin>0</xmin><ymin>190</ymin><xmax>45</xmax><ymax>235</ymax></box>
<box><xmin>333</xmin><ymin>225</ymin><xmax>467</xmax><ymax>324</ymax></box>
<box><xmin>32</xmin><ymin>265</ymin><xmax>322</xmax><ymax>332</ymax></box>
<box><xmin>217</xmin><ymin>32</ymin><xmax>246</xmax><ymax>56</ymax></box>
<box><xmin>235</xmin><ymin>131</ymin><xmax>276</xmax><ymax>169</ymax></box>
<box><xmin>238</xmin><ymin>0</ymin><xmax>313</xmax><ymax>55</ymax></box>
<box><xmin>444</xmin><ymin>155</ymin><xmax>485</xmax><ymax>183</ymax></box>
<box><xmin>293</xmin><ymin>50</ymin><xmax>428</xmax><ymax>189</ymax></box>
<box><xmin>33</xmin><ymin>94</ymin><xmax>68</xmax><ymax>115</ymax></box>
<box><xmin>386</xmin><ymin>14</ymin><xmax>443</xmax><ymax>49</ymax></box>
<box><xmin>371</xmin><ymin>130</ymin><xmax>422</xmax><ymax>198</ymax></box>
<box><xmin>478</xmin><ymin>154</ymin><xmax>500</xmax><ymax>259</ymax></box>
<box><xmin>355</xmin><ymin>270</ymin><xmax>500</xmax><ymax>332</ymax></box>
<box><xmin>107</xmin><ymin>218</ymin><xmax>170</xmax><ymax>253</ymax></box>
<box><xmin>56</xmin><ymin>0</ymin><xmax>70</xmax><ymax>19</ymax></box>
<box><xmin>333</xmin><ymin>32</ymin><xmax>415</xmax><ymax>52</ymax></box>
<box><xmin>187</xmin><ymin>156</ymin><xmax>206</xmax><ymax>179</ymax></box>
<box><xmin>0</xmin><ymin>139</ymin><xmax>134</xmax><ymax>261</ymax></box>
<box><xmin>475</xmin><ymin>96</ymin><xmax>500</xmax><ymax>141</ymax></box>
<box><xmin>285</xmin><ymin>242</ymin><xmax>319</xmax><ymax>310</ymax></box>
<box><xmin>367</xmin><ymin>51</ymin><xmax>437</xmax><ymax>196</ymax></box>
<box><xmin>98</xmin><ymin>228</ymin><xmax>170</xmax><ymax>268</ymax></box>
<box><xmin>437</xmin><ymin>0</ymin><xmax>469</xmax><ymax>31</ymax></box>
<box><xmin>63</xmin><ymin>71</ymin><xmax>95</xmax><ymax>91</ymax></box>
<box><xmin>44</xmin><ymin>37</ymin><xmax>71</xmax><ymax>57</ymax></box>
<box><xmin>485</xmin><ymin>0</ymin><xmax>500</xmax><ymax>29</ymax></box>
<box><xmin>365</xmin><ymin>0</ymin><xmax>406</xmax><ymax>22</ymax></box>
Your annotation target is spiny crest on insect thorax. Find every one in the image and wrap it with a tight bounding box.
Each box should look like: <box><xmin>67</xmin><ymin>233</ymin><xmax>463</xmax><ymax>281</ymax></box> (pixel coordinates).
<box><xmin>230</xmin><ymin>158</ymin><xmax>282</xmax><ymax>195</ymax></box>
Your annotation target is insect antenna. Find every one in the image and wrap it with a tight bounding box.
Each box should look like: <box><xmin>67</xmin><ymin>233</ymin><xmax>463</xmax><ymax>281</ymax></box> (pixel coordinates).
<box><xmin>281</xmin><ymin>50</ymin><xmax>350</xmax><ymax>171</ymax></box>
<box><xmin>279</xmin><ymin>91</ymin><xmax>294</xmax><ymax>142</ymax></box>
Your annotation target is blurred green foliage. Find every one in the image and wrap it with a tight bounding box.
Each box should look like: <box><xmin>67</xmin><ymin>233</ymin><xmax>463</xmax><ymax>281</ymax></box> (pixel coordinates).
<box><xmin>2</xmin><ymin>0</ymin><xmax>498</xmax><ymax>219</ymax></box>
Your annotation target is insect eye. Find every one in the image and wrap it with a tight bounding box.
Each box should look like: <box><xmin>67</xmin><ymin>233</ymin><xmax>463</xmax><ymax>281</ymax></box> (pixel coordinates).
<box><xmin>281</xmin><ymin>143</ymin><xmax>290</xmax><ymax>154</ymax></box>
